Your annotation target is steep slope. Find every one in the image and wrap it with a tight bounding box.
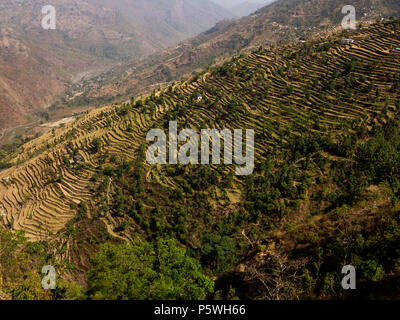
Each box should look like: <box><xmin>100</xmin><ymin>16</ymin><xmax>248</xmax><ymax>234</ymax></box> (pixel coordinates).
<box><xmin>1</xmin><ymin>20</ymin><xmax>400</xmax><ymax>299</ymax></box>
<box><xmin>0</xmin><ymin>0</ymin><xmax>232</xmax><ymax>129</ymax></box>
<box><xmin>64</xmin><ymin>0</ymin><xmax>400</xmax><ymax>110</ymax></box>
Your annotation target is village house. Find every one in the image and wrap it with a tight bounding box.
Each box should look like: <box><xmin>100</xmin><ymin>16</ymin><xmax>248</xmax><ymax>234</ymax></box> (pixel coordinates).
<box><xmin>342</xmin><ymin>39</ymin><xmax>355</xmax><ymax>45</ymax></box>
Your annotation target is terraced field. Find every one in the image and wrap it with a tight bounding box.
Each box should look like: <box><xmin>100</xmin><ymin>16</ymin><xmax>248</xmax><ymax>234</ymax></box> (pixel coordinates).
<box><xmin>1</xmin><ymin>20</ymin><xmax>400</xmax><ymax>274</ymax></box>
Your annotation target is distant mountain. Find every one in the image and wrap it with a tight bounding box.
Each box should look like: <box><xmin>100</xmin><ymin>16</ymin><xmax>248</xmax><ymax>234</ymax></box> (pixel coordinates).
<box><xmin>212</xmin><ymin>0</ymin><xmax>270</xmax><ymax>8</ymax></box>
<box><xmin>95</xmin><ymin>0</ymin><xmax>234</xmax><ymax>48</ymax></box>
<box><xmin>0</xmin><ymin>0</ymin><xmax>233</xmax><ymax>129</ymax></box>
<box><xmin>229</xmin><ymin>1</ymin><xmax>274</xmax><ymax>17</ymax></box>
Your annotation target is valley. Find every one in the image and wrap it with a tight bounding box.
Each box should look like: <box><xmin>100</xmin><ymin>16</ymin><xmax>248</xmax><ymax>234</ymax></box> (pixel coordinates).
<box><xmin>0</xmin><ymin>0</ymin><xmax>234</xmax><ymax>130</ymax></box>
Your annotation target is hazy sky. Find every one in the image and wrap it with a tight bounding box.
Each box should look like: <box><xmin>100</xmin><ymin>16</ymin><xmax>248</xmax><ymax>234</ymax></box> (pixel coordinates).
<box><xmin>212</xmin><ymin>0</ymin><xmax>275</xmax><ymax>9</ymax></box>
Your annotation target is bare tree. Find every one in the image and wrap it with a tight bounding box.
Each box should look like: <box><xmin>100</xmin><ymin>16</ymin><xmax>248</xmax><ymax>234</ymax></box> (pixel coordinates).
<box><xmin>242</xmin><ymin>250</ymin><xmax>308</xmax><ymax>300</ymax></box>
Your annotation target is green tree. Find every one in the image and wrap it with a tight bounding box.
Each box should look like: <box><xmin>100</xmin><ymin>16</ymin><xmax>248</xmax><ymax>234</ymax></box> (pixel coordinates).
<box><xmin>201</xmin><ymin>233</ymin><xmax>237</xmax><ymax>273</ymax></box>
<box><xmin>86</xmin><ymin>239</ymin><xmax>214</xmax><ymax>300</ymax></box>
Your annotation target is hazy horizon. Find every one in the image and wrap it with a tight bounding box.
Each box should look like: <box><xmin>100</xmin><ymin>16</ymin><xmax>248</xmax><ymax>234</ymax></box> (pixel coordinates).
<box><xmin>211</xmin><ymin>0</ymin><xmax>275</xmax><ymax>9</ymax></box>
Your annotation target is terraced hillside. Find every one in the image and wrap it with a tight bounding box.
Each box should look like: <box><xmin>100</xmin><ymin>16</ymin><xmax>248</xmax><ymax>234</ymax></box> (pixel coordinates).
<box><xmin>1</xmin><ymin>20</ymin><xmax>400</xmax><ymax>299</ymax></box>
<box><xmin>62</xmin><ymin>0</ymin><xmax>400</xmax><ymax>110</ymax></box>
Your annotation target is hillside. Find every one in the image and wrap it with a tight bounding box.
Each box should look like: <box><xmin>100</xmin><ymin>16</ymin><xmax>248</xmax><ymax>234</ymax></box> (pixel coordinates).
<box><xmin>1</xmin><ymin>20</ymin><xmax>400</xmax><ymax>299</ymax></box>
<box><xmin>0</xmin><ymin>0</ymin><xmax>232</xmax><ymax>129</ymax></box>
<box><xmin>61</xmin><ymin>0</ymin><xmax>400</xmax><ymax>110</ymax></box>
